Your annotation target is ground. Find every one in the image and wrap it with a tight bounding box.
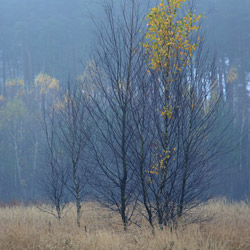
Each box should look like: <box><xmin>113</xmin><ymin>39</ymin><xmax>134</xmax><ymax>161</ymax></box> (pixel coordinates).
<box><xmin>0</xmin><ymin>199</ymin><xmax>249</xmax><ymax>250</ymax></box>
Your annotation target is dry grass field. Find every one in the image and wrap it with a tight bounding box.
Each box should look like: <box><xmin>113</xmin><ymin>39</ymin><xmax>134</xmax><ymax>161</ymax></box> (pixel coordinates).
<box><xmin>0</xmin><ymin>199</ymin><xmax>250</xmax><ymax>250</ymax></box>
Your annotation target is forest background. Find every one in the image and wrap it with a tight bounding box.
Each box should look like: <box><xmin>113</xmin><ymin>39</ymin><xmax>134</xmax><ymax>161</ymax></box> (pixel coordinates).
<box><xmin>0</xmin><ymin>0</ymin><xmax>250</xmax><ymax>206</ymax></box>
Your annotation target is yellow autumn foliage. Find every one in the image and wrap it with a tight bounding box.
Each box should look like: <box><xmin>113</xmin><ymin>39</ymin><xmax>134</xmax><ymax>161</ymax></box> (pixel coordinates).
<box><xmin>5</xmin><ymin>78</ymin><xmax>24</xmax><ymax>87</ymax></box>
<box><xmin>227</xmin><ymin>66</ymin><xmax>238</xmax><ymax>83</ymax></box>
<box><xmin>142</xmin><ymin>0</ymin><xmax>202</xmax><ymax>178</ymax></box>
<box><xmin>142</xmin><ymin>0</ymin><xmax>202</xmax><ymax>72</ymax></box>
<box><xmin>35</xmin><ymin>73</ymin><xmax>59</xmax><ymax>94</ymax></box>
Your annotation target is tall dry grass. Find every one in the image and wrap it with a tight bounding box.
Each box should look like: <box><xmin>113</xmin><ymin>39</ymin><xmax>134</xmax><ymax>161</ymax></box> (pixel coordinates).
<box><xmin>0</xmin><ymin>199</ymin><xmax>250</xmax><ymax>250</ymax></box>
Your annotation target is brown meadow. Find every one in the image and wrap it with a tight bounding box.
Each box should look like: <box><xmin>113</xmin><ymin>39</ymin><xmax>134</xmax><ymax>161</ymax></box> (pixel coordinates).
<box><xmin>0</xmin><ymin>199</ymin><xmax>250</xmax><ymax>250</ymax></box>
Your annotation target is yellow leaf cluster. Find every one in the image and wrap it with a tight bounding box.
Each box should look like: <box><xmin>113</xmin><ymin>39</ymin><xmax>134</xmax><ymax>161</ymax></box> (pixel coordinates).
<box><xmin>35</xmin><ymin>73</ymin><xmax>59</xmax><ymax>94</ymax></box>
<box><xmin>142</xmin><ymin>0</ymin><xmax>202</xmax><ymax>181</ymax></box>
<box><xmin>227</xmin><ymin>66</ymin><xmax>238</xmax><ymax>83</ymax></box>
<box><xmin>148</xmin><ymin>146</ymin><xmax>178</xmax><ymax>180</ymax></box>
<box><xmin>142</xmin><ymin>0</ymin><xmax>201</xmax><ymax>71</ymax></box>
<box><xmin>6</xmin><ymin>78</ymin><xmax>24</xmax><ymax>87</ymax></box>
<box><xmin>52</xmin><ymin>98</ymin><xmax>64</xmax><ymax>111</ymax></box>
<box><xmin>148</xmin><ymin>148</ymin><xmax>171</xmax><ymax>177</ymax></box>
<box><xmin>52</xmin><ymin>91</ymin><xmax>71</xmax><ymax>112</ymax></box>
<box><xmin>160</xmin><ymin>104</ymin><xmax>173</xmax><ymax>119</ymax></box>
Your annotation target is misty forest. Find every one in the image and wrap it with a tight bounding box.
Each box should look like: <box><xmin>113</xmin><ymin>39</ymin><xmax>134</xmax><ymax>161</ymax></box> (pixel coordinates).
<box><xmin>1</xmin><ymin>0</ymin><xmax>250</xmax><ymax>249</ymax></box>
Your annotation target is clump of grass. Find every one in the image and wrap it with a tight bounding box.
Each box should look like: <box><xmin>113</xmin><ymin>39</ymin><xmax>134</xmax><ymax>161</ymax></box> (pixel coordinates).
<box><xmin>0</xmin><ymin>199</ymin><xmax>250</xmax><ymax>249</ymax></box>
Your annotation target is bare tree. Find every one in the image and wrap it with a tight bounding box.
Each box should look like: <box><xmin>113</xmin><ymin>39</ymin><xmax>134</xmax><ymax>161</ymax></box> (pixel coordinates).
<box><xmin>81</xmin><ymin>0</ymin><xmax>233</xmax><ymax>231</ymax></box>
<box><xmin>38</xmin><ymin>100</ymin><xmax>69</xmax><ymax>221</ymax></box>
<box><xmin>135</xmin><ymin>39</ymin><xmax>234</xmax><ymax>229</ymax></box>
<box><xmin>85</xmin><ymin>0</ymin><xmax>147</xmax><ymax>230</ymax></box>
<box><xmin>55</xmin><ymin>82</ymin><xmax>91</xmax><ymax>228</ymax></box>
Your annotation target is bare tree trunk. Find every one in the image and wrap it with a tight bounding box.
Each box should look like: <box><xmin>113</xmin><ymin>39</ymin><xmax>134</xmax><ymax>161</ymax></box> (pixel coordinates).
<box><xmin>2</xmin><ymin>49</ymin><xmax>6</xmax><ymax>95</ymax></box>
<box><xmin>121</xmin><ymin>109</ymin><xmax>128</xmax><ymax>230</ymax></box>
<box><xmin>76</xmin><ymin>191</ymin><xmax>81</xmax><ymax>228</ymax></box>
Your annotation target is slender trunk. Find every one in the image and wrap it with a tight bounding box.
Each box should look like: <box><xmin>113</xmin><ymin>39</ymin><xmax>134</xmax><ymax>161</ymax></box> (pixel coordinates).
<box><xmin>73</xmin><ymin>161</ymin><xmax>81</xmax><ymax>228</ymax></box>
<box><xmin>156</xmin><ymin>71</ymin><xmax>170</xmax><ymax>228</ymax></box>
<box><xmin>120</xmin><ymin>3</ymin><xmax>135</xmax><ymax>230</ymax></box>
<box><xmin>32</xmin><ymin>140</ymin><xmax>38</xmax><ymax>198</ymax></box>
<box><xmin>121</xmin><ymin>108</ymin><xmax>128</xmax><ymax>231</ymax></box>
<box><xmin>76</xmin><ymin>192</ymin><xmax>81</xmax><ymax>228</ymax></box>
<box><xmin>218</xmin><ymin>61</ymin><xmax>223</xmax><ymax>97</ymax></box>
<box><xmin>14</xmin><ymin>140</ymin><xmax>21</xmax><ymax>189</ymax></box>
<box><xmin>21</xmin><ymin>44</ymin><xmax>27</xmax><ymax>85</ymax></box>
<box><xmin>139</xmin><ymin>92</ymin><xmax>154</xmax><ymax>230</ymax></box>
<box><xmin>178</xmin><ymin>111</ymin><xmax>192</xmax><ymax>218</ymax></box>
<box><xmin>56</xmin><ymin>203</ymin><xmax>62</xmax><ymax>222</ymax></box>
<box><xmin>2</xmin><ymin>49</ymin><xmax>6</xmax><ymax>95</ymax></box>
<box><xmin>26</xmin><ymin>48</ymin><xmax>33</xmax><ymax>90</ymax></box>
<box><xmin>178</xmin><ymin>64</ymin><xmax>194</xmax><ymax>218</ymax></box>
